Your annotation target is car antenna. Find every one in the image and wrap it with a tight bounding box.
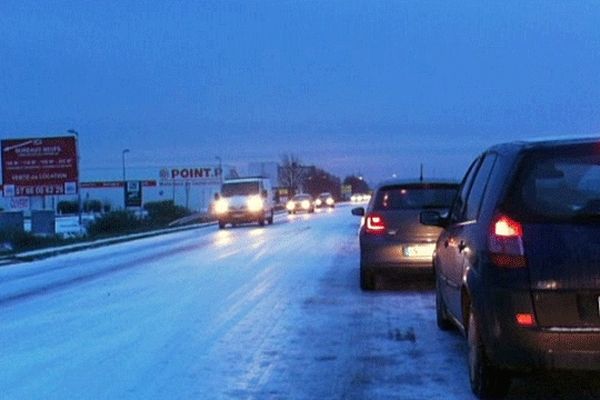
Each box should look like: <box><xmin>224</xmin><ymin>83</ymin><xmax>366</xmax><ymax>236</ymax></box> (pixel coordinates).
<box><xmin>419</xmin><ymin>163</ymin><xmax>424</xmax><ymax>182</ymax></box>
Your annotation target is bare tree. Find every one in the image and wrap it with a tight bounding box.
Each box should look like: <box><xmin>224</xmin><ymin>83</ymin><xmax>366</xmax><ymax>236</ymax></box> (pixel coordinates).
<box><xmin>279</xmin><ymin>153</ymin><xmax>307</xmax><ymax>195</ymax></box>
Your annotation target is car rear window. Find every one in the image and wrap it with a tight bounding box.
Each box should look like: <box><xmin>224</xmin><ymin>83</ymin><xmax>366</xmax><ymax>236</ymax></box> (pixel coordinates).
<box><xmin>373</xmin><ymin>184</ymin><xmax>458</xmax><ymax>211</ymax></box>
<box><xmin>504</xmin><ymin>143</ymin><xmax>600</xmax><ymax>222</ymax></box>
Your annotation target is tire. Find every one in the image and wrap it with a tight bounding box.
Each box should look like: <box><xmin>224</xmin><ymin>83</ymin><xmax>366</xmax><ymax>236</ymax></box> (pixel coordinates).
<box><xmin>436</xmin><ymin>275</ymin><xmax>453</xmax><ymax>331</ymax></box>
<box><xmin>267</xmin><ymin>211</ymin><xmax>274</xmax><ymax>225</ymax></box>
<box><xmin>258</xmin><ymin>218</ymin><xmax>265</xmax><ymax>226</ymax></box>
<box><xmin>218</xmin><ymin>221</ymin><xmax>226</xmax><ymax>229</ymax></box>
<box><xmin>468</xmin><ymin>307</ymin><xmax>511</xmax><ymax>399</ymax></box>
<box><xmin>360</xmin><ymin>264</ymin><xmax>375</xmax><ymax>291</ymax></box>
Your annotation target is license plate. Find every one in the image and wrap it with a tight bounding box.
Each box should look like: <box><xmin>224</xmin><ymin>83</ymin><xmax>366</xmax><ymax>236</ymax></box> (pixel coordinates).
<box><xmin>403</xmin><ymin>243</ymin><xmax>436</xmax><ymax>258</ymax></box>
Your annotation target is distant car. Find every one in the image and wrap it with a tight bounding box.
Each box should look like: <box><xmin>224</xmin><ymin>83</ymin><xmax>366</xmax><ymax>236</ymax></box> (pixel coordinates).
<box><xmin>351</xmin><ymin>193</ymin><xmax>370</xmax><ymax>203</ymax></box>
<box><xmin>286</xmin><ymin>194</ymin><xmax>315</xmax><ymax>214</ymax></box>
<box><xmin>352</xmin><ymin>180</ymin><xmax>458</xmax><ymax>290</ymax></box>
<box><xmin>421</xmin><ymin>137</ymin><xmax>600</xmax><ymax>398</ymax></box>
<box><xmin>315</xmin><ymin>192</ymin><xmax>335</xmax><ymax>208</ymax></box>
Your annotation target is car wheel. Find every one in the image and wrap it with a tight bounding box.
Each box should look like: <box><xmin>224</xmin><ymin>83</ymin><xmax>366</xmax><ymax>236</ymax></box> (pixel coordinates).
<box><xmin>258</xmin><ymin>218</ymin><xmax>265</xmax><ymax>226</ymax></box>
<box><xmin>360</xmin><ymin>264</ymin><xmax>375</xmax><ymax>291</ymax></box>
<box><xmin>267</xmin><ymin>211</ymin><xmax>274</xmax><ymax>225</ymax></box>
<box><xmin>218</xmin><ymin>221</ymin><xmax>226</xmax><ymax>229</ymax></box>
<box><xmin>468</xmin><ymin>307</ymin><xmax>511</xmax><ymax>398</ymax></box>
<box><xmin>436</xmin><ymin>274</ymin><xmax>453</xmax><ymax>331</ymax></box>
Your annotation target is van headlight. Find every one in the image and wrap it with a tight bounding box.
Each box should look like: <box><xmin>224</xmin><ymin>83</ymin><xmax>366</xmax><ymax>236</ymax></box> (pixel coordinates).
<box><xmin>326</xmin><ymin>197</ymin><xmax>334</xmax><ymax>205</ymax></box>
<box><xmin>301</xmin><ymin>200</ymin><xmax>310</xmax><ymax>210</ymax></box>
<box><xmin>247</xmin><ymin>195</ymin><xmax>264</xmax><ymax>212</ymax></box>
<box><xmin>214</xmin><ymin>198</ymin><xmax>229</xmax><ymax>214</ymax></box>
<box><xmin>286</xmin><ymin>201</ymin><xmax>295</xmax><ymax>210</ymax></box>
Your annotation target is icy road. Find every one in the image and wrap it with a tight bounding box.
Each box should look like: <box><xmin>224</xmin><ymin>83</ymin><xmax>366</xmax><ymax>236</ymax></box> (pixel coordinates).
<box><xmin>1</xmin><ymin>206</ymin><xmax>600</xmax><ymax>399</ymax></box>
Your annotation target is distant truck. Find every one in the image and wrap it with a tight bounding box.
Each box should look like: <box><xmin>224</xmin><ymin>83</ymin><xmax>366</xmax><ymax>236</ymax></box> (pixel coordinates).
<box><xmin>213</xmin><ymin>177</ymin><xmax>275</xmax><ymax>229</ymax></box>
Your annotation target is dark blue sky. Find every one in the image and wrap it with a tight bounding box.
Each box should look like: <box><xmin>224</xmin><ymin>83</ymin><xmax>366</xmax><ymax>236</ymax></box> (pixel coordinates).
<box><xmin>2</xmin><ymin>1</ymin><xmax>600</xmax><ymax>184</ymax></box>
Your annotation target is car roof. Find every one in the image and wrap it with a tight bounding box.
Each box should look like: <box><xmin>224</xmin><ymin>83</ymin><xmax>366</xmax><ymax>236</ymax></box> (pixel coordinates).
<box><xmin>375</xmin><ymin>178</ymin><xmax>460</xmax><ymax>190</ymax></box>
<box><xmin>223</xmin><ymin>177</ymin><xmax>267</xmax><ymax>184</ymax></box>
<box><xmin>487</xmin><ymin>135</ymin><xmax>600</xmax><ymax>155</ymax></box>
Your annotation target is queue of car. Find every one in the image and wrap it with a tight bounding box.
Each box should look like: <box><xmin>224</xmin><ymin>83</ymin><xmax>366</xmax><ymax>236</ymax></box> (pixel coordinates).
<box><xmin>286</xmin><ymin>192</ymin><xmax>337</xmax><ymax>214</ymax></box>
<box><xmin>353</xmin><ymin>136</ymin><xmax>600</xmax><ymax>399</ymax></box>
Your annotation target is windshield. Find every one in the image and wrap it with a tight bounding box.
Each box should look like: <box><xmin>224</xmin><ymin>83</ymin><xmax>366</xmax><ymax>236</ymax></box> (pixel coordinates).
<box><xmin>292</xmin><ymin>194</ymin><xmax>311</xmax><ymax>201</ymax></box>
<box><xmin>373</xmin><ymin>184</ymin><xmax>458</xmax><ymax>210</ymax></box>
<box><xmin>221</xmin><ymin>182</ymin><xmax>259</xmax><ymax>197</ymax></box>
<box><xmin>504</xmin><ymin>145</ymin><xmax>600</xmax><ymax>222</ymax></box>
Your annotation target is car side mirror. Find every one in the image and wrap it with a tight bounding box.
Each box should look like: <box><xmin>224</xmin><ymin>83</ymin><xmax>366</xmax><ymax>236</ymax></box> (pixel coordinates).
<box><xmin>351</xmin><ymin>207</ymin><xmax>365</xmax><ymax>216</ymax></box>
<box><xmin>214</xmin><ymin>193</ymin><xmax>220</xmax><ymax>200</ymax></box>
<box><xmin>420</xmin><ymin>210</ymin><xmax>447</xmax><ymax>227</ymax></box>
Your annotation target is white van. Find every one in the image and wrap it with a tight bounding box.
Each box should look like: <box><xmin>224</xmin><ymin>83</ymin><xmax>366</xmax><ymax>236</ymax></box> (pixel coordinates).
<box><xmin>213</xmin><ymin>177</ymin><xmax>275</xmax><ymax>229</ymax></box>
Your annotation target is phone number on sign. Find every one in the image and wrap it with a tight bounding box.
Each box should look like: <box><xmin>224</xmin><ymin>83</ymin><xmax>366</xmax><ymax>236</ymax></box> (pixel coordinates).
<box><xmin>15</xmin><ymin>185</ymin><xmax>68</xmax><ymax>196</ymax></box>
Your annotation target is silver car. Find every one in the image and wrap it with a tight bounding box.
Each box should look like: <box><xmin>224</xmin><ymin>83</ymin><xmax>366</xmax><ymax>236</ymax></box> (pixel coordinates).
<box><xmin>352</xmin><ymin>179</ymin><xmax>458</xmax><ymax>290</ymax></box>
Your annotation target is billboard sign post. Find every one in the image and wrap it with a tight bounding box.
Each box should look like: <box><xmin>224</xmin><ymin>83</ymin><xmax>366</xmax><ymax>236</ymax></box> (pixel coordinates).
<box><xmin>1</xmin><ymin>136</ymin><xmax>79</xmax><ymax>197</ymax></box>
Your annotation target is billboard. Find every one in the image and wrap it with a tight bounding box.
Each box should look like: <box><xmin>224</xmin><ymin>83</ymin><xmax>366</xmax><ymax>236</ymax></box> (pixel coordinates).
<box><xmin>1</xmin><ymin>136</ymin><xmax>78</xmax><ymax>197</ymax></box>
<box><xmin>124</xmin><ymin>181</ymin><xmax>142</xmax><ymax>207</ymax></box>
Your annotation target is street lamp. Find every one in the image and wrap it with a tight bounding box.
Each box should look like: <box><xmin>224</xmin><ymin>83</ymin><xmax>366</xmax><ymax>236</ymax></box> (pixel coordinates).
<box><xmin>215</xmin><ymin>156</ymin><xmax>222</xmax><ymax>183</ymax></box>
<box><xmin>122</xmin><ymin>149</ymin><xmax>130</xmax><ymax>210</ymax></box>
<box><xmin>67</xmin><ymin>129</ymin><xmax>82</xmax><ymax>229</ymax></box>
<box><xmin>122</xmin><ymin>149</ymin><xmax>130</xmax><ymax>182</ymax></box>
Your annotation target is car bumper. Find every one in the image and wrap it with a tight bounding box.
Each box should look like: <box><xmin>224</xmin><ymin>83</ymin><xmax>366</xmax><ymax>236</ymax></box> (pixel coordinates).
<box><xmin>360</xmin><ymin>237</ymin><xmax>434</xmax><ymax>271</ymax></box>
<box><xmin>218</xmin><ymin>211</ymin><xmax>264</xmax><ymax>223</ymax></box>
<box><xmin>482</xmin><ymin>288</ymin><xmax>600</xmax><ymax>371</ymax></box>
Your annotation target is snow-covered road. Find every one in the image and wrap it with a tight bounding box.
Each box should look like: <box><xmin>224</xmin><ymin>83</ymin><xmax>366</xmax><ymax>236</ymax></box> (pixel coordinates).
<box><xmin>1</xmin><ymin>206</ymin><xmax>599</xmax><ymax>399</ymax></box>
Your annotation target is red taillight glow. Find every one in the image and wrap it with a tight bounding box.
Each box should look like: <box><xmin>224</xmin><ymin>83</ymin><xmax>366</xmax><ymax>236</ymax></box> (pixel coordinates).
<box><xmin>489</xmin><ymin>213</ymin><xmax>526</xmax><ymax>268</ymax></box>
<box><xmin>494</xmin><ymin>215</ymin><xmax>523</xmax><ymax>237</ymax></box>
<box><xmin>515</xmin><ymin>313</ymin><xmax>536</xmax><ymax>327</ymax></box>
<box><xmin>365</xmin><ymin>214</ymin><xmax>386</xmax><ymax>233</ymax></box>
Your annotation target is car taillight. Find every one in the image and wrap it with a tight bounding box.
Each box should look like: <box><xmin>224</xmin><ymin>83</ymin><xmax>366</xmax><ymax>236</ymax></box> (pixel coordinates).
<box><xmin>488</xmin><ymin>214</ymin><xmax>526</xmax><ymax>268</ymax></box>
<box><xmin>365</xmin><ymin>213</ymin><xmax>386</xmax><ymax>234</ymax></box>
<box><xmin>515</xmin><ymin>313</ymin><xmax>536</xmax><ymax>327</ymax></box>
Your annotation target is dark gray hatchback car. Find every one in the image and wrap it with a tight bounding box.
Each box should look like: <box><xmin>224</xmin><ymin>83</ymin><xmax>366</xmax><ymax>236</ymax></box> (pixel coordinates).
<box><xmin>421</xmin><ymin>137</ymin><xmax>600</xmax><ymax>398</ymax></box>
<box><xmin>352</xmin><ymin>180</ymin><xmax>458</xmax><ymax>290</ymax></box>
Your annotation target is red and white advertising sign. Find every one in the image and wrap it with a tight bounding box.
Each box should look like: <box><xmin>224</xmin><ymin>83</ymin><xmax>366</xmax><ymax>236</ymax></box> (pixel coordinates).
<box><xmin>1</xmin><ymin>136</ymin><xmax>78</xmax><ymax>197</ymax></box>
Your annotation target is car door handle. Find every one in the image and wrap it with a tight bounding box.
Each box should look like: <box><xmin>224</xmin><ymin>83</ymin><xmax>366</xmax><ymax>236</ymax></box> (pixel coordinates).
<box><xmin>458</xmin><ymin>241</ymin><xmax>466</xmax><ymax>253</ymax></box>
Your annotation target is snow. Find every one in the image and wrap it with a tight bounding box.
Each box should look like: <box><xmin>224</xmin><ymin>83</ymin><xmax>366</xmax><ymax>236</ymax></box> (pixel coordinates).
<box><xmin>1</xmin><ymin>206</ymin><xmax>599</xmax><ymax>399</ymax></box>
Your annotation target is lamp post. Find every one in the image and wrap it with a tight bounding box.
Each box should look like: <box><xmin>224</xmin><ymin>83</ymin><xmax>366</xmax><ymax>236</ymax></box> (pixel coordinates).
<box><xmin>215</xmin><ymin>156</ymin><xmax>223</xmax><ymax>184</ymax></box>
<box><xmin>122</xmin><ymin>149</ymin><xmax>130</xmax><ymax>182</ymax></box>
<box><xmin>67</xmin><ymin>129</ymin><xmax>82</xmax><ymax>228</ymax></box>
<box><xmin>122</xmin><ymin>149</ymin><xmax>130</xmax><ymax>209</ymax></box>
